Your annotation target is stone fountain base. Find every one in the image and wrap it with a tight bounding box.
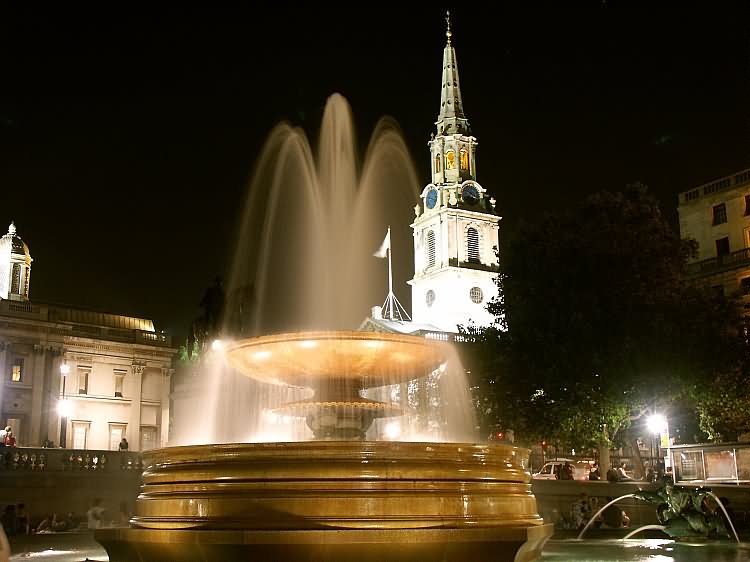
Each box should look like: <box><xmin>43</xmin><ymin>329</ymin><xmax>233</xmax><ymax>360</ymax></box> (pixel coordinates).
<box><xmin>95</xmin><ymin>441</ymin><xmax>552</xmax><ymax>561</ymax></box>
<box><xmin>96</xmin><ymin>525</ymin><xmax>553</xmax><ymax>562</ymax></box>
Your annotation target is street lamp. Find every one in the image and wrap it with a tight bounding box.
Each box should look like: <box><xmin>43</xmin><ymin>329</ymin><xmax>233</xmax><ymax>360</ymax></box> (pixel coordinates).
<box><xmin>58</xmin><ymin>361</ymin><xmax>70</xmax><ymax>447</ymax></box>
<box><xmin>647</xmin><ymin>413</ymin><xmax>671</xmax><ymax>469</ymax></box>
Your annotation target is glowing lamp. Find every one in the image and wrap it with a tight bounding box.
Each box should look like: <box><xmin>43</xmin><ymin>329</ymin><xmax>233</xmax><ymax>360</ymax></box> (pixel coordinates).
<box><xmin>57</xmin><ymin>399</ymin><xmax>73</xmax><ymax>418</ymax></box>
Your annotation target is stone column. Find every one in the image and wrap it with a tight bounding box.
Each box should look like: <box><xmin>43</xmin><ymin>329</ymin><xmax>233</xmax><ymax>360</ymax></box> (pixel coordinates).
<box><xmin>0</xmin><ymin>343</ymin><xmax>7</xmax><ymax>422</ymax></box>
<box><xmin>127</xmin><ymin>363</ymin><xmax>144</xmax><ymax>451</ymax></box>
<box><xmin>46</xmin><ymin>351</ymin><xmax>64</xmax><ymax>446</ymax></box>
<box><xmin>30</xmin><ymin>344</ymin><xmax>46</xmax><ymax>445</ymax></box>
<box><xmin>160</xmin><ymin>367</ymin><xmax>173</xmax><ymax>447</ymax></box>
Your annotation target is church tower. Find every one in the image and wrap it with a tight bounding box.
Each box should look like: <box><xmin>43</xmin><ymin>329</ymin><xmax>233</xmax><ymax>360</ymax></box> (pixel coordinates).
<box><xmin>0</xmin><ymin>222</ymin><xmax>33</xmax><ymax>302</ymax></box>
<box><xmin>409</xmin><ymin>14</ymin><xmax>500</xmax><ymax>332</ymax></box>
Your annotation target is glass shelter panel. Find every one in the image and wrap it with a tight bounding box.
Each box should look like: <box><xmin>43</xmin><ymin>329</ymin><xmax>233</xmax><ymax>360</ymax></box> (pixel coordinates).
<box><xmin>674</xmin><ymin>451</ymin><xmax>705</xmax><ymax>481</ymax></box>
<box><xmin>704</xmin><ymin>449</ymin><xmax>737</xmax><ymax>481</ymax></box>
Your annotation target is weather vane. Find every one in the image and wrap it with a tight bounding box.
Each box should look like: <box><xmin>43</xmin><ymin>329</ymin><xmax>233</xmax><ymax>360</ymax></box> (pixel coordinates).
<box><xmin>445</xmin><ymin>10</ymin><xmax>452</xmax><ymax>44</ymax></box>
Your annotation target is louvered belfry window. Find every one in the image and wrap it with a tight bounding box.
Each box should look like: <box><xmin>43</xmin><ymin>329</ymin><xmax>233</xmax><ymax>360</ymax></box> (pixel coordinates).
<box><xmin>467</xmin><ymin>227</ymin><xmax>480</xmax><ymax>263</ymax></box>
<box><xmin>427</xmin><ymin>230</ymin><xmax>436</xmax><ymax>268</ymax></box>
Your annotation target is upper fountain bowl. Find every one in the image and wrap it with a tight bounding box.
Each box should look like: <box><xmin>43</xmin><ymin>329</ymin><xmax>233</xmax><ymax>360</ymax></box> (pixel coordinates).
<box><xmin>225</xmin><ymin>330</ymin><xmax>451</xmax><ymax>388</ymax></box>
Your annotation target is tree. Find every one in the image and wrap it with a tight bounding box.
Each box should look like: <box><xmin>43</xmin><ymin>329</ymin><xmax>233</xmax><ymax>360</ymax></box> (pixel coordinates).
<box><xmin>482</xmin><ymin>184</ymin><xmax>743</xmax><ymax>467</ymax></box>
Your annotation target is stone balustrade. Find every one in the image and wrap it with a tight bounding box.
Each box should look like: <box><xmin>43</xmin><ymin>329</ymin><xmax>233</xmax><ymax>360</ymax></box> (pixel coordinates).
<box><xmin>0</xmin><ymin>447</ymin><xmax>143</xmax><ymax>472</ymax></box>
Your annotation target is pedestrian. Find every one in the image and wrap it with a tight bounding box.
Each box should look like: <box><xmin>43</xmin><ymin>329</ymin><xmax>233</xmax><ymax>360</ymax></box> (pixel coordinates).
<box><xmin>118</xmin><ymin>437</ymin><xmax>129</xmax><ymax>451</ymax></box>
<box><xmin>86</xmin><ymin>498</ymin><xmax>105</xmax><ymax>530</ymax></box>
<box><xmin>3</xmin><ymin>429</ymin><xmax>16</xmax><ymax>448</ymax></box>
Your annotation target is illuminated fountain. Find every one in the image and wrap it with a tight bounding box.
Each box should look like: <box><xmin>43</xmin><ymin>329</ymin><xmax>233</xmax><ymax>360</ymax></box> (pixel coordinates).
<box><xmin>97</xmin><ymin>331</ymin><xmax>551</xmax><ymax>561</ymax></box>
<box><xmin>95</xmin><ymin>91</ymin><xmax>552</xmax><ymax>560</ymax></box>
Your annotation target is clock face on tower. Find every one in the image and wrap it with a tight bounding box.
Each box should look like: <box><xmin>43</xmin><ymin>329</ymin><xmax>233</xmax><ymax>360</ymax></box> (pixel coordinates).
<box><xmin>462</xmin><ymin>185</ymin><xmax>479</xmax><ymax>205</ymax></box>
<box><xmin>426</xmin><ymin>188</ymin><xmax>438</xmax><ymax>209</ymax></box>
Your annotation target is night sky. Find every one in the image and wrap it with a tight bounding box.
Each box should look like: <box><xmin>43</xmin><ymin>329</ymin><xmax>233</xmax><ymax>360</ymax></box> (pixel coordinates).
<box><xmin>1</xmin><ymin>4</ymin><xmax>748</xmax><ymax>342</ymax></box>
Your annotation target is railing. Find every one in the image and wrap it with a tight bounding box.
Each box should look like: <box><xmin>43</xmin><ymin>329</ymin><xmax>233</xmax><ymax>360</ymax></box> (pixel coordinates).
<box><xmin>680</xmin><ymin>168</ymin><xmax>750</xmax><ymax>204</ymax></box>
<box><xmin>447</xmin><ymin>257</ymin><xmax>500</xmax><ymax>272</ymax></box>
<box><xmin>0</xmin><ymin>447</ymin><xmax>143</xmax><ymax>472</ymax></box>
<box><xmin>684</xmin><ymin>247</ymin><xmax>750</xmax><ymax>276</ymax></box>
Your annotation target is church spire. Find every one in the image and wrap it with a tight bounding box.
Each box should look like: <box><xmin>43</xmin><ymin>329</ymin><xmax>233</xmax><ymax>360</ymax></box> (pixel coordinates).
<box><xmin>436</xmin><ymin>11</ymin><xmax>470</xmax><ymax>136</ymax></box>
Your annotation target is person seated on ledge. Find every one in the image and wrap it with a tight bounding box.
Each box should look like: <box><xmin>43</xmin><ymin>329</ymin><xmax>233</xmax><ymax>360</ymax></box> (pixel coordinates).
<box><xmin>616</xmin><ymin>462</ymin><xmax>633</xmax><ymax>481</ymax></box>
<box><xmin>589</xmin><ymin>463</ymin><xmax>601</xmax><ymax>480</ymax></box>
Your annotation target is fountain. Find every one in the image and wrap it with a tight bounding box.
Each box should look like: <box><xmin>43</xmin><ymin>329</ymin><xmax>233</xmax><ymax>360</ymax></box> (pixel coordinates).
<box><xmin>92</xmin><ymin>86</ymin><xmax>551</xmax><ymax>561</ymax></box>
<box><xmin>96</xmin><ymin>329</ymin><xmax>551</xmax><ymax>561</ymax></box>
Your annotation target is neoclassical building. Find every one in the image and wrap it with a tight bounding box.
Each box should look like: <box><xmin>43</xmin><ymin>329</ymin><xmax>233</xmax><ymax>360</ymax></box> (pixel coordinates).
<box><xmin>0</xmin><ymin>223</ymin><xmax>177</xmax><ymax>451</ymax></box>
<box><xmin>678</xmin><ymin>168</ymin><xmax>750</xmax><ymax>308</ymax></box>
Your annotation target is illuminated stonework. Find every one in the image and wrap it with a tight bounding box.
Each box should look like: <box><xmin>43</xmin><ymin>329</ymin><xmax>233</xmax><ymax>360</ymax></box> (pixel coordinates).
<box><xmin>410</xmin><ymin>22</ymin><xmax>500</xmax><ymax>332</ymax></box>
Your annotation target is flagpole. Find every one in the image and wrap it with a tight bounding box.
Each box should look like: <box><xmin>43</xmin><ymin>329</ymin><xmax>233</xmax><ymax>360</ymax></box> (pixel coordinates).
<box><xmin>386</xmin><ymin>226</ymin><xmax>394</xmax><ymax>320</ymax></box>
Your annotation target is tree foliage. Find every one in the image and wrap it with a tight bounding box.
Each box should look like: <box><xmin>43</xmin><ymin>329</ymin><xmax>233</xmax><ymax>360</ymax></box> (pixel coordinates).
<box><xmin>478</xmin><ymin>183</ymin><xmax>744</xmax><ymax>449</ymax></box>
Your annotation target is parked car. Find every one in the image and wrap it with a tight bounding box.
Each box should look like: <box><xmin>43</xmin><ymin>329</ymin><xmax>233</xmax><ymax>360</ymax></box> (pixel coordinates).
<box><xmin>532</xmin><ymin>459</ymin><xmax>594</xmax><ymax>480</ymax></box>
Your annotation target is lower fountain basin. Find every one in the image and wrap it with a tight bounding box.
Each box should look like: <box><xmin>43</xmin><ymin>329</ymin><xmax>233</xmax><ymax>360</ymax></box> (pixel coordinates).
<box><xmin>96</xmin><ymin>441</ymin><xmax>553</xmax><ymax>561</ymax></box>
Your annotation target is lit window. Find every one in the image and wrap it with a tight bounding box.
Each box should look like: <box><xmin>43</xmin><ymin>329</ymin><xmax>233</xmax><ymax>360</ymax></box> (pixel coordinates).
<box><xmin>78</xmin><ymin>369</ymin><xmax>89</xmax><ymax>395</ymax></box>
<box><xmin>445</xmin><ymin>150</ymin><xmax>456</xmax><ymax>170</ymax></box>
<box><xmin>72</xmin><ymin>422</ymin><xmax>89</xmax><ymax>450</ymax></box>
<box><xmin>713</xmin><ymin>203</ymin><xmax>727</xmax><ymax>225</ymax></box>
<box><xmin>467</xmin><ymin>227</ymin><xmax>480</xmax><ymax>263</ymax></box>
<box><xmin>140</xmin><ymin>426</ymin><xmax>158</xmax><ymax>451</ymax></box>
<box><xmin>470</xmin><ymin>287</ymin><xmax>484</xmax><ymax>304</ymax></box>
<box><xmin>10</xmin><ymin>359</ymin><xmax>23</xmax><ymax>382</ymax></box>
<box><xmin>109</xmin><ymin>424</ymin><xmax>127</xmax><ymax>451</ymax></box>
<box><xmin>460</xmin><ymin>148</ymin><xmax>468</xmax><ymax>170</ymax></box>
<box><xmin>427</xmin><ymin>230</ymin><xmax>436</xmax><ymax>268</ymax></box>
<box><xmin>114</xmin><ymin>372</ymin><xmax>125</xmax><ymax>397</ymax></box>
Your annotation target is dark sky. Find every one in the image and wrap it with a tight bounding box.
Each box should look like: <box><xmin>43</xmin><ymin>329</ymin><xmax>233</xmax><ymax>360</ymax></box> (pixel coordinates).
<box><xmin>1</xmin><ymin>4</ymin><xmax>748</xmax><ymax>342</ymax></box>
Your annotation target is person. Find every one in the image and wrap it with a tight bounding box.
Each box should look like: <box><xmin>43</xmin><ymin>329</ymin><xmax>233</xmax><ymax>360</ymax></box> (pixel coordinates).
<box><xmin>616</xmin><ymin>462</ymin><xmax>633</xmax><ymax>481</ymax></box>
<box><xmin>645</xmin><ymin>465</ymin><xmax>657</xmax><ymax>482</ymax></box>
<box><xmin>606</xmin><ymin>465</ymin><xmax>619</xmax><ymax>482</ymax></box>
<box><xmin>86</xmin><ymin>498</ymin><xmax>105</xmax><ymax>530</ymax></box>
<box><xmin>118</xmin><ymin>437</ymin><xmax>129</xmax><ymax>451</ymax></box>
<box><xmin>560</xmin><ymin>462</ymin><xmax>574</xmax><ymax>480</ymax></box>
<box><xmin>602</xmin><ymin>497</ymin><xmax>630</xmax><ymax>528</ymax></box>
<box><xmin>34</xmin><ymin>513</ymin><xmax>53</xmax><ymax>534</ymax></box>
<box><xmin>3</xmin><ymin>429</ymin><xmax>15</xmax><ymax>448</ymax></box>
<box><xmin>589</xmin><ymin>463</ymin><xmax>601</xmax><ymax>481</ymax></box>
<box><xmin>42</xmin><ymin>438</ymin><xmax>54</xmax><ymax>448</ymax></box>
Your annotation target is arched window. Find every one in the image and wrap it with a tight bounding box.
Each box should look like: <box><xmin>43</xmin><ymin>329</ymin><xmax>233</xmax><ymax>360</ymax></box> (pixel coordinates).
<box><xmin>445</xmin><ymin>150</ymin><xmax>456</xmax><ymax>170</ymax></box>
<box><xmin>467</xmin><ymin>227</ymin><xmax>480</xmax><ymax>263</ymax></box>
<box><xmin>460</xmin><ymin>148</ymin><xmax>469</xmax><ymax>170</ymax></box>
<box><xmin>434</xmin><ymin>153</ymin><xmax>441</xmax><ymax>173</ymax></box>
<box><xmin>427</xmin><ymin>230</ymin><xmax>436</xmax><ymax>268</ymax></box>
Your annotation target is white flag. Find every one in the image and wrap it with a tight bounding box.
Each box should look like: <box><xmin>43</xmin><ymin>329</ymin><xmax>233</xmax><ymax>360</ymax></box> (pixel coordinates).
<box><xmin>374</xmin><ymin>229</ymin><xmax>390</xmax><ymax>258</ymax></box>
